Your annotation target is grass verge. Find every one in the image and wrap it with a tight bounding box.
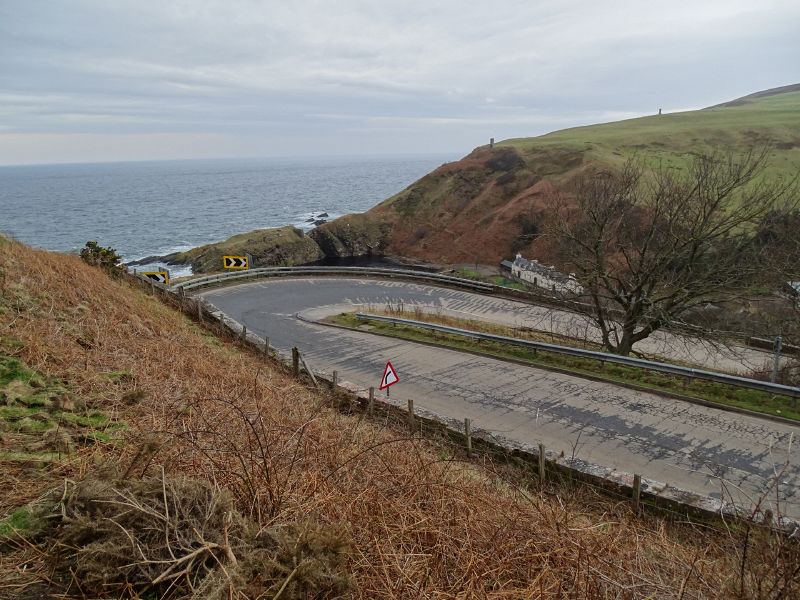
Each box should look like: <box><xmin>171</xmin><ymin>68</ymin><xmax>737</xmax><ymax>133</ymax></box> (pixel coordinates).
<box><xmin>0</xmin><ymin>355</ymin><xmax>125</xmax><ymax>450</ymax></box>
<box><xmin>331</xmin><ymin>312</ymin><xmax>800</xmax><ymax>421</ymax></box>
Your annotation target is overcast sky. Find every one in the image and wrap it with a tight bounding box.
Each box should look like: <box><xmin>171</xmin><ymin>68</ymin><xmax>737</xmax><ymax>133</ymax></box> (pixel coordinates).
<box><xmin>1</xmin><ymin>0</ymin><xmax>798</xmax><ymax>165</ymax></box>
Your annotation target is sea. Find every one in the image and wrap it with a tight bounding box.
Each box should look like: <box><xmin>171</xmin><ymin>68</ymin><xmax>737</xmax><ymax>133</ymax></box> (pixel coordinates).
<box><xmin>0</xmin><ymin>154</ymin><xmax>454</xmax><ymax>275</ymax></box>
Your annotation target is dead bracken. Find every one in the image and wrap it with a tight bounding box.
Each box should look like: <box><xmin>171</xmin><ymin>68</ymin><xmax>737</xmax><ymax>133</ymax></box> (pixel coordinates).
<box><xmin>30</xmin><ymin>474</ymin><xmax>349</xmax><ymax>599</ymax></box>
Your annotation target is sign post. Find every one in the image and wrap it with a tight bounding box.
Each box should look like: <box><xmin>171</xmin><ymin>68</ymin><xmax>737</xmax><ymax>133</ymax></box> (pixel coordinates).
<box><xmin>772</xmin><ymin>335</ymin><xmax>783</xmax><ymax>383</ymax></box>
<box><xmin>379</xmin><ymin>360</ymin><xmax>399</xmax><ymax>397</ymax></box>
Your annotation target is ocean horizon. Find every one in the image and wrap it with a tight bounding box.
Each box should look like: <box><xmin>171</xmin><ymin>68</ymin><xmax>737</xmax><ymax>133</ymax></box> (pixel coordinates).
<box><xmin>0</xmin><ymin>153</ymin><xmax>457</xmax><ymax>274</ymax></box>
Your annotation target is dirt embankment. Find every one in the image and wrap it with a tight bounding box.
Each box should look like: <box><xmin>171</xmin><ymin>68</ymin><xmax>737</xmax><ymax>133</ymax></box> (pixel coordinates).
<box><xmin>365</xmin><ymin>145</ymin><xmax>579</xmax><ymax>265</ymax></box>
<box><xmin>297</xmin><ymin>144</ymin><xmax>589</xmax><ymax>268</ymax></box>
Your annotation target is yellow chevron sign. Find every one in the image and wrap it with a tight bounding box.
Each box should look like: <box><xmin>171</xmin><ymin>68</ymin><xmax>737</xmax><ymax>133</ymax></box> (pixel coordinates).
<box><xmin>223</xmin><ymin>255</ymin><xmax>249</xmax><ymax>269</ymax></box>
<box><xmin>142</xmin><ymin>271</ymin><xmax>169</xmax><ymax>285</ymax></box>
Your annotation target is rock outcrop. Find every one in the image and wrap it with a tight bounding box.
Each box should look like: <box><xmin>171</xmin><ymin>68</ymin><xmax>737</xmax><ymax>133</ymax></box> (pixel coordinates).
<box><xmin>310</xmin><ymin>214</ymin><xmax>392</xmax><ymax>259</ymax></box>
<box><xmin>162</xmin><ymin>226</ymin><xmax>323</xmax><ymax>273</ymax></box>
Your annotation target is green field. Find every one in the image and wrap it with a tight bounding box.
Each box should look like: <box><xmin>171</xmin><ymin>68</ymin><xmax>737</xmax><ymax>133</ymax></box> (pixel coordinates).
<box><xmin>500</xmin><ymin>87</ymin><xmax>800</xmax><ymax>179</ymax></box>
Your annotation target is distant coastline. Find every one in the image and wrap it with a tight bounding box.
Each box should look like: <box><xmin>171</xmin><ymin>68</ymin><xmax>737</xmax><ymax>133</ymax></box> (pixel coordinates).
<box><xmin>0</xmin><ymin>154</ymin><xmax>455</xmax><ymax>275</ymax></box>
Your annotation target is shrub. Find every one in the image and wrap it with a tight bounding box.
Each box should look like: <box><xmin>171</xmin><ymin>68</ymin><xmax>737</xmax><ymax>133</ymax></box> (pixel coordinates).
<box><xmin>80</xmin><ymin>241</ymin><xmax>124</xmax><ymax>277</ymax></box>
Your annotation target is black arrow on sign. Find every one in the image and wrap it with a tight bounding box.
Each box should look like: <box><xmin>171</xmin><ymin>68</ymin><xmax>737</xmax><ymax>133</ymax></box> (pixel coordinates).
<box><xmin>144</xmin><ymin>273</ymin><xmax>166</xmax><ymax>284</ymax></box>
<box><xmin>225</xmin><ymin>257</ymin><xmax>247</xmax><ymax>268</ymax></box>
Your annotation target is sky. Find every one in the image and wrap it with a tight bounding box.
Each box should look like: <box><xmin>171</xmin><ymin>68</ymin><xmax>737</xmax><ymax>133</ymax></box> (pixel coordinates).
<box><xmin>1</xmin><ymin>0</ymin><xmax>798</xmax><ymax>165</ymax></box>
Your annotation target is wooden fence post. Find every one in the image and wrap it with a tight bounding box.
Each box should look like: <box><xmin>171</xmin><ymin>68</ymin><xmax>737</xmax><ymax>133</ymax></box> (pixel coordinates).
<box><xmin>292</xmin><ymin>347</ymin><xmax>299</xmax><ymax>376</ymax></box>
<box><xmin>633</xmin><ymin>474</ymin><xmax>642</xmax><ymax>512</ymax></box>
<box><xmin>332</xmin><ymin>370</ymin><xmax>338</xmax><ymax>390</ymax></box>
<box><xmin>299</xmin><ymin>355</ymin><xmax>319</xmax><ymax>389</ymax></box>
<box><xmin>407</xmin><ymin>399</ymin><xmax>414</xmax><ymax>428</ymax></box>
<box><xmin>538</xmin><ymin>443</ymin><xmax>546</xmax><ymax>482</ymax></box>
<box><xmin>464</xmin><ymin>418</ymin><xmax>472</xmax><ymax>458</ymax></box>
<box><xmin>264</xmin><ymin>337</ymin><xmax>270</xmax><ymax>357</ymax></box>
<box><xmin>196</xmin><ymin>300</ymin><xmax>203</xmax><ymax>322</ymax></box>
<box><xmin>240</xmin><ymin>325</ymin><xmax>247</xmax><ymax>342</ymax></box>
<box><xmin>368</xmin><ymin>387</ymin><xmax>374</xmax><ymax>415</ymax></box>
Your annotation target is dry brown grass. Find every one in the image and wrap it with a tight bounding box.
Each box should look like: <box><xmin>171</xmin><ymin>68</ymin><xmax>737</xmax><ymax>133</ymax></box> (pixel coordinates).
<box><xmin>369</xmin><ymin>302</ymin><xmax>600</xmax><ymax>347</ymax></box>
<box><xmin>0</xmin><ymin>237</ymin><xmax>797</xmax><ymax>598</ymax></box>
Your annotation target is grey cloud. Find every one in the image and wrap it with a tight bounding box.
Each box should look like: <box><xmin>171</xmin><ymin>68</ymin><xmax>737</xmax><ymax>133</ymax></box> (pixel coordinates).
<box><xmin>0</xmin><ymin>0</ymin><xmax>798</xmax><ymax>164</ymax></box>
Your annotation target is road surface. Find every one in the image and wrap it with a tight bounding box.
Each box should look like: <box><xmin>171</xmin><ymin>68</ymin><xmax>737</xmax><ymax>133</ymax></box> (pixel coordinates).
<box><xmin>199</xmin><ymin>277</ymin><xmax>800</xmax><ymax>517</ymax></box>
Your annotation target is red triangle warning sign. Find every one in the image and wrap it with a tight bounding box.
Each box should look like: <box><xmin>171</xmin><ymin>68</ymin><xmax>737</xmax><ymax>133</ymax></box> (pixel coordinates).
<box><xmin>379</xmin><ymin>360</ymin><xmax>399</xmax><ymax>390</ymax></box>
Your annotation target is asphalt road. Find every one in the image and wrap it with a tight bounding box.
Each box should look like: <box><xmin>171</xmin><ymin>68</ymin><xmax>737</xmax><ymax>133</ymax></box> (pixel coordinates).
<box><xmin>199</xmin><ymin>277</ymin><xmax>800</xmax><ymax>517</ymax></box>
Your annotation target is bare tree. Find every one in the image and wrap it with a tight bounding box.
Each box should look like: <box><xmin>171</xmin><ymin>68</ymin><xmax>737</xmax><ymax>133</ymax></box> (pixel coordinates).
<box><xmin>549</xmin><ymin>150</ymin><xmax>798</xmax><ymax>355</ymax></box>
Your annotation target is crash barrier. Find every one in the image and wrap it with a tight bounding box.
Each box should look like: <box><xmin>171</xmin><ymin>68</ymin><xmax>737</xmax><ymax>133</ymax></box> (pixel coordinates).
<box><xmin>172</xmin><ymin>266</ymin><xmax>494</xmax><ymax>293</ymax></box>
<box><xmin>168</xmin><ymin>265</ymin><xmax>797</xmax><ymax>358</ymax></box>
<box><xmin>355</xmin><ymin>313</ymin><xmax>800</xmax><ymax>401</ymax></box>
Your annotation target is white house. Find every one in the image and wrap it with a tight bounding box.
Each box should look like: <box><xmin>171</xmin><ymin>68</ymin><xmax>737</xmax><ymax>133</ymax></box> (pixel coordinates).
<box><xmin>510</xmin><ymin>253</ymin><xmax>583</xmax><ymax>295</ymax></box>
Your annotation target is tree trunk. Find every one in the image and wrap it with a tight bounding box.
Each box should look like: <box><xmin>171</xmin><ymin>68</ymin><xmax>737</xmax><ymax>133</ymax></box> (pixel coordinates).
<box><xmin>614</xmin><ymin>323</ymin><xmax>637</xmax><ymax>356</ymax></box>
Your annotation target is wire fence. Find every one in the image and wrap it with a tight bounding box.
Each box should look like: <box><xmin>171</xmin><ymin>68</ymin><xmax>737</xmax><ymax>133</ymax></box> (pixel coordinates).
<box><xmin>127</xmin><ymin>271</ymin><xmax>800</xmax><ymax>536</ymax></box>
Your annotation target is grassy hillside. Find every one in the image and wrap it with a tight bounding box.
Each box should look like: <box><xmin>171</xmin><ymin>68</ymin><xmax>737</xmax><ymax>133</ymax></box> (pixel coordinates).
<box><xmin>2</xmin><ymin>238</ymin><xmax>796</xmax><ymax>597</ymax></box>
<box><xmin>360</xmin><ymin>84</ymin><xmax>800</xmax><ymax>265</ymax></box>
<box><xmin>502</xmin><ymin>86</ymin><xmax>800</xmax><ymax>179</ymax></box>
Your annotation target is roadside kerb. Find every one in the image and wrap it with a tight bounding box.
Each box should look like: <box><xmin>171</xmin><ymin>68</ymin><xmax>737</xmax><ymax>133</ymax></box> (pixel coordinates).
<box><xmin>354</xmin><ymin>313</ymin><xmax>800</xmax><ymax>402</ymax></box>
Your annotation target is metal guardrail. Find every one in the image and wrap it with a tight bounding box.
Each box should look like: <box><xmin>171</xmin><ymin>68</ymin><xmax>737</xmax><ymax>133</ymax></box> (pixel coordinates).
<box><xmin>172</xmin><ymin>266</ymin><xmax>495</xmax><ymax>293</ymax></box>
<box><xmin>168</xmin><ymin>267</ymin><xmax>798</xmax><ymax>398</ymax></box>
<box><xmin>355</xmin><ymin>313</ymin><xmax>800</xmax><ymax>399</ymax></box>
